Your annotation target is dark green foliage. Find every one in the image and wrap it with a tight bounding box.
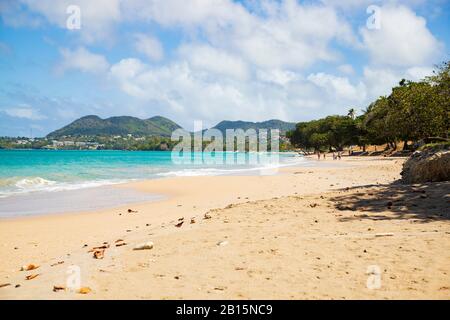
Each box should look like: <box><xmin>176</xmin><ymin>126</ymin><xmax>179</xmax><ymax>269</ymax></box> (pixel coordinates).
<box><xmin>287</xmin><ymin>116</ymin><xmax>359</xmax><ymax>151</ymax></box>
<box><xmin>0</xmin><ymin>137</ymin><xmax>50</xmax><ymax>149</ymax></box>
<box><xmin>47</xmin><ymin>115</ymin><xmax>181</xmax><ymax>138</ymax></box>
<box><xmin>288</xmin><ymin>60</ymin><xmax>450</xmax><ymax>152</ymax></box>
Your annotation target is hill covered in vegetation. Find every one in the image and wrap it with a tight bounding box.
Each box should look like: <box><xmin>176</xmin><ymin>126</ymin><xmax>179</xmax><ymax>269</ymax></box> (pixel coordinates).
<box><xmin>47</xmin><ymin>115</ymin><xmax>182</xmax><ymax>138</ymax></box>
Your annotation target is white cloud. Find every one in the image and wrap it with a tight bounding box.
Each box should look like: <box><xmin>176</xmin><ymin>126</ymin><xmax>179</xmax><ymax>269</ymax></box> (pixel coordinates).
<box><xmin>362</xmin><ymin>64</ymin><xmax>435</xmax><ymax>101</ymax></box>
<box><xmin>0</xmin><ymin>1</ymin><xmax>44</xmax><ymax>28</ymax></box>
<box><xmin>320</xmin><ymin>0</ymin><xmax>376</xmax><ymax>8</ymax></box>
<box><xmin>5</xmin><ymin>0</ymin><xmax>121</xmax><ymax>43</ymax></box>
<box><xmin>57</xmin><ymin>47</ymin><xmax>110</xmax><ymax>74</ymax></box>
<box><xmin>134</xmin><ymin>33</ymin><xmax>164</xmax><ymax>61</ymax></box>
<box><xmin>337</xmin><ymin>64</ymin><xmax>355</xmax><ymax>75</ymax></box>
<box><xmin>8</xmin><ymin>0</ymin><xmax>358</xmax><ymax>71</ymax></box>
<box><xmin>227</xmin><ymin>1</ymin><xmax>356</xmax><ymax>70</ymax></box>
<box><xmin>108</xmin><ymin>56</ymin><xmax>375</xmax><ymax>128</ymax></box>
<box><xmin>3</xmin><ymin>0</ymin><xmax>445</xmax><ymax>128</ymax></box>
<box><xmin>109</xmin><ymin>58</ymin><xmax>148</xmax><ymax>98</ymax></box>
<box><xmin>179</xmin><ymin>44</ymin><xmax>249</xmax><ymax>80</ymax></box>
<box><xmin>107</xmin><ymin>58</ymin><xmax>271</xmax><ymax>124</ymax></box>
<box><xmin>124</xmin><ymin>0</ymin><xmax>357</xmax><ymax>70</ymax></box>
<box><xmin>362</xmin><ymin>67</ymin><xmax>399</xmax><ymax>99</ymax></box>
<box><xmin>360</xmin><ymin>4</ymin><xmax>443</xmax><ymax>67</ymax></box>
<box><xmin>3</xmin><ymin>107</ymin><xmax>47</xmax><ymax>120</ymax></box>
<box><xmin>307</xmin><ymin>73</ymin><xmax>366</xmax><ymax>103</ymax></box>
<box><xmin>406</xmin><ymin>66</ymin><xmax>434</xmax><ymax>80</ymax></box>
<box><xmin>256</xmin><ymin>69</ymin><xmax>300</xmax><ymax>86</ymax></box>
<box><xmin>122</xmin><ymin>0</ymin><xmax>245</xmax><ymax>28</ymax></box>
<box><xmin>320</xmin><ymin>0</ymin><xmax>429</xmax><ymax>10</ymax></box>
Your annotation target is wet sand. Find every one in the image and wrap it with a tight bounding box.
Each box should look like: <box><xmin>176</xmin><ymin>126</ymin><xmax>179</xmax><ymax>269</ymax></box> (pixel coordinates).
<box><xmin>0</xmin><ymin>185</ymin><xmax>164</xmax><ymax>218</ymax></box>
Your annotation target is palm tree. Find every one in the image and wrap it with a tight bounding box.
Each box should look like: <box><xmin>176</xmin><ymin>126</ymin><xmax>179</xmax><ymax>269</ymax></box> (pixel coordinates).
<box><xmin>347</xmin><ymin>108</ymin><xmax>356</xmax><ymax>120</ymax></box>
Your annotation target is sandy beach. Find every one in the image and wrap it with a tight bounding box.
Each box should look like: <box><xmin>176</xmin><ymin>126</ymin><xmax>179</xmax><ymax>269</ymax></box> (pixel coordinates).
<box><xmin>0</xmin><ymin>156</ymin><xmax>449</xmax><ymax>299</ymax></box>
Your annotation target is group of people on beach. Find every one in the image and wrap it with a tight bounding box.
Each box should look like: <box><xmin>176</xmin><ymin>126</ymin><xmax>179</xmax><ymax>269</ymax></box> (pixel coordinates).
<box><xmin>316</xmin><ymin>151</ymin><xmax>342</xmax><ymax>160</ymax></box>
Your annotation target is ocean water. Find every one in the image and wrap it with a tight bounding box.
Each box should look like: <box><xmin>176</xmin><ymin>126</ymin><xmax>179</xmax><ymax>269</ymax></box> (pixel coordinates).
<box><xmin>0</xmin><ymin>150</ymin><xmax>306</xmax><ymax>199</ymax></box>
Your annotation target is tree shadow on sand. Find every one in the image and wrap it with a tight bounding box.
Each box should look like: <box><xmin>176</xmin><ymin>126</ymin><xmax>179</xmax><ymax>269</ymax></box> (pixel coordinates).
<box><xmin>330</xmin><ymin>181</ymin><xmax>450</xmax><ymax>223</ymax></box>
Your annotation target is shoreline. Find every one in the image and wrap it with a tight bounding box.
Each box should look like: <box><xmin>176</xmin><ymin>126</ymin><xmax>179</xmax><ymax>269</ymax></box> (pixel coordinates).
<box><xmin>1</xmin><ymin>156</ymin><xmax>449</xmax><ymax>299</ymax></box>
<box><xmin>0</xmin><ymin>150</ymin><xmax>305</xmax><ymax>214</ymax></box>
<box><xmin>0</xmin><ymin>154</ymin><xmax>342</xmax><ymax>219</ymax></box>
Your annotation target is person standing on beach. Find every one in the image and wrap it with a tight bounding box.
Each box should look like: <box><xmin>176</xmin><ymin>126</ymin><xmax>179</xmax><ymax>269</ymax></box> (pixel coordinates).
<box><xmin>317</xmin><ymin>150</ymin><xmax>321</xmax><ymax>160</ymax></box>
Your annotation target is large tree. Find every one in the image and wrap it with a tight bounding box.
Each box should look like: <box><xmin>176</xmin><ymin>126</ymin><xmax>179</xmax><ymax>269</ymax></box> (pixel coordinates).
<box><xmin>288</xmin><ymin>60</ymin><xmax>449</xmax><ymax>152</ymax></box>
<box><xmin>426</xmin><ymin>61</ymin><xmax>450</xmax><ymax>138</ymax></box>
<box><xmin>287</xmin><ymin>116</ymin><xmax>358</xmax><ymax>151</ymax></box>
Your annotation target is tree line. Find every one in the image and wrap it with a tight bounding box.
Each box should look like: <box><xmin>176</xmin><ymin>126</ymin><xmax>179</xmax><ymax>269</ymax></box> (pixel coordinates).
<box><xmin>287</xmin><ymin>61</ymin><xmax>449</xmax><ymax>152</ymax></box>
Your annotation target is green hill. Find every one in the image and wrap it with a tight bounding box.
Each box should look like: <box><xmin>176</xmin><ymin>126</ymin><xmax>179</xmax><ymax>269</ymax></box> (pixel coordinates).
<box><xmin>47</xmin><ymin>115</ymin><xmax>296</xmax><ymax>139</ymax></box>
<box><xmin>47</xmin><ymin>115</ymin><xmax>182</xmax><ymax>138</ymax></box>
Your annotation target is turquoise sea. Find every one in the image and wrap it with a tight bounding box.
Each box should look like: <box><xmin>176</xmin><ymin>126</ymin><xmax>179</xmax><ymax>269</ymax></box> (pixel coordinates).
<box><xmin>0</xmin><ymin>150</ymin><xmax>305</xmax><ymax>199</ymax></box>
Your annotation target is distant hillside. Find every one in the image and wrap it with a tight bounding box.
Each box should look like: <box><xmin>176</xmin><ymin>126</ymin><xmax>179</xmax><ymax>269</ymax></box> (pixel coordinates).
<box><xmin>47</xmin><ymin>115</ymin><xmax>182</xmax><ymax>138</ymax></box>
<box><xmin>212</xmin><ymin>119</ymin><xmax>296</xmax><ymax>135</ymax></box>
<box><xmin>47</xmin><ymin>115</ymin><xmax>296</xmax><ymax>139</ymax></box>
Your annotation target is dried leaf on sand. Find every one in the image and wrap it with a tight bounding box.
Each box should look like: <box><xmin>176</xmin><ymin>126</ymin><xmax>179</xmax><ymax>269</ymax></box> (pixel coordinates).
<box><xmin>115</xmin><ymin>242</ymin><xmax>127</xmax><ymax>247</ymax></box>
<box><xmin>204</xmin><ymin>213</ymin><xmax>211</xmax><ymax>219</ymax></box>
<box><xmin>77</xmin><ymin>287</ymin><xmax>92</xmax><ymax>294</ymax></box>
<box><xmin>175</xmin><ymin>221</ymin><xmax>184</xmax><ymax>228</ymax></box>
<box><xmin>53</xmin><ymin>285</ymin><xmax>66</xmax><ymax>292</ymax></box>
<box><xmin>93</xmin><ymin>249</ymin><xmax>105</xmax><ymax>259</ymax></box>
<box><xmin>20</xmin><ymin>264</ymin><xmax>39</xmax><ymax>271</ymax></box>
<box><xmin>25</xmin><ymin>274</ymin><xmax>39</xmax><ymax>280</ymax></box>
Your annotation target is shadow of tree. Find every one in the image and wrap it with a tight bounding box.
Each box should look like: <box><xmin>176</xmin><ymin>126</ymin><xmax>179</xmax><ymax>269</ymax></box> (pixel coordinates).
<box><xmin>330</xmin><ymin>181</ymin><xmax>450</xmax><ymax>222</ymax></box>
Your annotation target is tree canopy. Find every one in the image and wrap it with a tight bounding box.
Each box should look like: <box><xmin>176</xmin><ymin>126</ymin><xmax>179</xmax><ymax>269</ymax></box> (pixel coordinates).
<box><xmin>288</xmin><ymin>61</ymin><xmax>450</xmax><ymax>152</ymax></box>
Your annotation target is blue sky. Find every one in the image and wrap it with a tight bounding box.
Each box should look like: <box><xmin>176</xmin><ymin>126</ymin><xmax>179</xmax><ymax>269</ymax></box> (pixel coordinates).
<box><xmin>0</xmin><ymin>0</ymin><xmax>449</xmax><ymax>137</ymax></box>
